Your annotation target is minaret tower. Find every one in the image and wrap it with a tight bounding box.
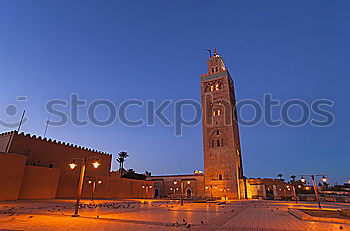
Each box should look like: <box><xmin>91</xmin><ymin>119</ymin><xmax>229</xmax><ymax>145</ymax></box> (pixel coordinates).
<box><xmin>200</xmin><ymin>49</ymin><xmax>245</xmax><ymax>199</ymax></box>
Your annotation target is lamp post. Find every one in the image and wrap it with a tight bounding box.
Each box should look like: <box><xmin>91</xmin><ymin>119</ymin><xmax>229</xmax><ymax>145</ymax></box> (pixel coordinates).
<box><xmin>173</xmin><ymin>180</ymin><xmax>178</xmax><ymax>198</ymax></box>
<box><xmin>88</xmin><ymin>178</ymin><xmax>102</xmax><ymax>202</ymax></box>
<box><xmin>68</xmin><ymin>157</ymin><xmax>101</xmax><ymax>217</ymax></box>
<box><xmin>180</xmin><ymin>180</ymin><xmax>191</xmax><ymax>206</ymax></box>
<box><xmin>142</xmin><ymin>184</ymin><xmax>153</xmax><ymax>199</ymax></box>
<box><xmin>299</xmin><ymin>175</ymin><xmax>327</xmax><ymax>209</ymax></box>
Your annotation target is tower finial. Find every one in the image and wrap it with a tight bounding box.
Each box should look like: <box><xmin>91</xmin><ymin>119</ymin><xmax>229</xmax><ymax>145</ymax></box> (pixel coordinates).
<box><xmin>213</xmin><ymin>48</ymin><xmax>217</xmax><ymax>56</ymax></box>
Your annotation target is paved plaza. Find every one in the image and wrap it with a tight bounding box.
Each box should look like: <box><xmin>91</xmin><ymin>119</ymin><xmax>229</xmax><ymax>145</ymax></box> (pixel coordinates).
<box><xmin>0</xmin><ymin>199</ymin><xmax>349</xmax><ymax>231</ymax></box>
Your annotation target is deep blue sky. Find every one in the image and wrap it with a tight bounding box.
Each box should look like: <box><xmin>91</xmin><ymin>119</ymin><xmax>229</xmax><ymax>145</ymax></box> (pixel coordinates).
<box><xmin>0</xmin><ymin>1</ymin><xmax>349</xmax><ymax>184</ymax></box>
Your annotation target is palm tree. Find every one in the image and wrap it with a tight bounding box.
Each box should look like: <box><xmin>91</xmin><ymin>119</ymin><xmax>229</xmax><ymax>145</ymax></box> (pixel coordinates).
<box><xmin>277</xmin><ymin>173</ymin><xmax>283</xmax><ymax>180</ymax></box>
<box><xmin>117</xmin><ymin>151</ymin><xmax>129</xmax><ymax>176</ymax></box>
<box><xmin>117</xmin><ymin>157</ymin><xmax>124</xmax><ymax>174</ymax></box>
<box><xmin>290</xmin><ymin>175</ymin><xmax>296</xmax><ymax>181</ymax></box>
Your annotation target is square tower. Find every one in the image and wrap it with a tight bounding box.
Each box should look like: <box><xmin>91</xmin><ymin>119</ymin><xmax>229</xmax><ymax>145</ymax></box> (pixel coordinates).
<box><xmin>200</xmin><ymin>49</ymin><xmax>245</xmax><ymax>199</ymax></box>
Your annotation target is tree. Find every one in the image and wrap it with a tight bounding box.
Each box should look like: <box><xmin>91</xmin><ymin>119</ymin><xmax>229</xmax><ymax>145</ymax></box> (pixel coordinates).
<box><xmin>277</xmin><ymin>173</ymin><xmax>284</xmax><ymax>181</ymax></box>
<box><xmin>122</xmin><ymin>169</ymin><xmax>146</xmax><ymax>180</ymax></box>
<box><xmin>117</xmin><ymin>151</ymin><xmax>129</xmax><ymax>176</ymax></box>
<box><xmin>116</xmin><ymin>157</ymin><xmax>124</xmax><ymax>174</ymax></box>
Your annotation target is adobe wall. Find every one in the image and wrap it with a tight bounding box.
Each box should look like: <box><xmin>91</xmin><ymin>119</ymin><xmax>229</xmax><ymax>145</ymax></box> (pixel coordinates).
<box><xmin>56</xmin><ymin>173</ymin><xmax>111</xmax><ymax>199</ymax></box>
<box><xmin>8</xmin><ymin>132</ymin><xmax>112</xmax><ymax>176</ymax></box>
<box><xmin>0</xmin><ymin>152</ymin><xmax>26</xmax><ymax>201</ymax></box>
<box><xmin>18</xmin><ymin>166</ymin><xmax>60</xmax><ymax>199</ymax></box>
<box><xmin>110</xmin><ymin>176</ymin><xmax>154</xmax><ymax>199</ymax></box>
<box><xmin>0</xmin><ymin>132</ymin><xmax>12</xmax><ymax>152</ymax></box>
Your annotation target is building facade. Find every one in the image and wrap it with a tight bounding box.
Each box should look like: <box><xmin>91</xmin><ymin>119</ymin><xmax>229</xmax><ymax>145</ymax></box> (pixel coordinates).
<box><xmin>246</xmin><ymin>178</ymin><xmax>294</xmax><ymax>200</ymax></box>
<box><xmin>148</xmin><ymin>173</ymin><xmax>205</xmax><ymax>199</ymax></box>
<box><xmin>200</xmin><ymin>49</ymin><xmax>245</xmax><ymax>199</ymax></box>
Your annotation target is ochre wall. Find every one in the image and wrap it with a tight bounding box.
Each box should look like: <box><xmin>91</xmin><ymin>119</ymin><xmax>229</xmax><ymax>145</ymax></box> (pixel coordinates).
<box><xmin>18</xmin><ymin>166</ymin><xmax>60</xmax><ymax>199</ymax></box>
<box><xmin>0</xmin><ymin>133</ymin><xmax>12</xmax><ymax>152</ymax></box>
<box><xmin>0</xmin><ymin>132</ymin><xmax>154</xmax><ymax>201</ymax></box>
<box><xmin>110</xmin><ymin>175</ymin><xmax>154</xmax><ymax>199</ymax></box>
<box><xmin>56</xmin><ymin>173</ymin><xmax>111</xmax><ymax>199</ymax></box>
<box><xmin>8</xmin><ymin>132</ymin><xmax>112</xmax><ymax>177</ymax></box>
<box><xmin>0</xmin><ymin>152</ymin><xmax>26</xmax><ymax>201</ymax></box>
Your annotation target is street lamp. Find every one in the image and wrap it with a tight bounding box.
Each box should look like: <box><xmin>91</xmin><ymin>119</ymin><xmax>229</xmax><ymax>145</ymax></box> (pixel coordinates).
<box><xmin>68</xmin><ymin>157</ymin><xmax>101</xmax><ymax>217</ymax></box>
<box><xmin>142</xmin><ymin>184</ymin><xmax>153</xmax><ymax>198</ymax></box>
<box><xmin>299</xmin><ymin>175</ymin><xmax>327</xmax><ymax>209</ymax></box>
<box><xmin>322</xmin><ymin>176</ymin><xmax>327</xmax><ymax>183</ymax></box>
<box><xmin>68</xmin><ymin>161</ymin><xmax>77</xmax><ymax>170</ymax></box>
<box><xmin>88</xmin><ymin>178</ymin><xmax>102</xmax><ymax>202</ymax></box>
<box><xmin>180</xmin><ymin>180</ymin><xmax>191</xmax><ymax>206</ymax></box>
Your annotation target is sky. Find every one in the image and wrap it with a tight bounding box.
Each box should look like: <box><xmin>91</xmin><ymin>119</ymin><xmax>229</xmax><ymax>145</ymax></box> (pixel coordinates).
<box><xmin>0</xmin><ymin>0</ymin><xmax>349</xmax><ymax>185</ymax></box>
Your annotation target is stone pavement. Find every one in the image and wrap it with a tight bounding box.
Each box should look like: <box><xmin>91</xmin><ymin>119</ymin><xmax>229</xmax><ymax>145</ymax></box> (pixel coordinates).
<box><xmin>0</xmin><ymin>199</ymin><xmax>349</xmax><ymax>231</ymax></box>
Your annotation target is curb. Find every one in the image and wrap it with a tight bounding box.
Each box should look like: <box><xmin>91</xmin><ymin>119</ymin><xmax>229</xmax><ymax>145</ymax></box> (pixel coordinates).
<box><xmin>288</xmin><ymin>208</ymin><xmax>350</xmax><ymax>225</ymax></box>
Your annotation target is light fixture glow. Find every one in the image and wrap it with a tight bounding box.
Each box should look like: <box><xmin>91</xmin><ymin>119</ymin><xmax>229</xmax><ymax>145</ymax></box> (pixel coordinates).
<box><xmin>97</xmin><ymin>180</ymin><xmax>102</xmax><ymax>184</ymax></box>
<box><xmin>322</xmin><ymin>176</ymin><xmax>327</xmax><ymax>183</ymax></box>
<box><xmin>68</xmin><ymin>162</ymin><xmax>77</xmax><ymax>169</ymax></box>
<box><xmin>92</xmin><ymin>161</ymin><xmax>101</xmax><ymax>169</ymax></box>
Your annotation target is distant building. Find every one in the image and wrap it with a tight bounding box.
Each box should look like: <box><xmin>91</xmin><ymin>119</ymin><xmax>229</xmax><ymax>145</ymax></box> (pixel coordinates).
<box><xmin>0</xmin><ymin>131</ymin><xmax>153</xmax><ymax>201</ymax></box>
<box><xmin>246</xmin><ymin>178</ymin><xmax>293</xmax><ymax>200</ymax></box>
<box><xmin>148</xmin><ymin>172</ymin><xmax>205</xmax><ymax>199</ymax></box>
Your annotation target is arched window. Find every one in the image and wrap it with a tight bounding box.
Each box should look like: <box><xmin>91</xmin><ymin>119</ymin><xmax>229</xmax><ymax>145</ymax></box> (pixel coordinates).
<box><xmin>211</xmin><ymin>68</ymin><xmax>214</xmax><ymax>73</ymax></box>
<box><xmin>218</xmin><ymin>174</ymin><xmax>222</xmax><ymax>180</ymax></box>
<box><xmin>186</xmin><ymin>188</ymin><xmax>192</xmax><ymax>198</ymax></box>
<box><xmin>212</xmin><ymin>140</ymin><xmax>215</xmax><ymax>147</ymax></box>
<box><xmin>217</xmin><ymin>140</ymin><xmax>220</xmax><ymax>147</ymax></box>
<box><xmin>216</xmin><ymin>130</ymin><xmax>219</xmax><ymax>135</ymax></box>
<box><xmin>215</xmin><ymin>66</ymin><xmax>218</xmax><ymax>72</ymax></box>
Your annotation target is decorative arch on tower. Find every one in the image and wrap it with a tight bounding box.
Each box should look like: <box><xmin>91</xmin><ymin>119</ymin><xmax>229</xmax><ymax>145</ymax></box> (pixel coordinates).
<box><xmin>208</xmin><ymin>129</ymin><xmax>227</xmax><ymax>148</ymax></box>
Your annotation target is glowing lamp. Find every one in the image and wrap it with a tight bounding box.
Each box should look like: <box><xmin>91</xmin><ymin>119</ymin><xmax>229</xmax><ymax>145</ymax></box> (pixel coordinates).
<box><xmin>92</xmin><ymin>161</ymin><xmax>101</xmax><ymax>169</ymax></box>
<box><xmin>298</xmin><ymin>185</ymin><xmax>302</xmax><ymax>188</ymax></box>
<box><xmin>187</xmin><ymin>181</ymin><xmax>191</xmax><ymax>185</ymax></box>
<box><xmin>149</xmin><ymin>185</ymin><xmax>152</xmax><ymax>189</ymax></box>
<box><xmin>88</xmin><ymin>180</ymin><xmax>92</xmax><ymax>184</ymax></box>
<box><xmin>173</xmin><ymin>181</ymin><xmax>178</xmax><ymax>185</ymax></box>
<box><xmin>322</xmin><ymin>176</ymin><xmax>327</xmax><ymax>183</ymax></box>
<box><xmin>68</xmin><ymin>162</ymin><xmax>77</xmax><ymax>169</ymax></box>
<box><xmin>97</xmin><ymin>180</ymin><xmax>102</xmax><ymax>184</ymax></box>
<box><xmin>300</xmin><ymin>177</ymin><xmax>306</xmax><ymax>183</ymax></box>
<box><xmin>142</xmin><ymin>185</ymin><xmax>145</xmax><ymax>189</ymax></box>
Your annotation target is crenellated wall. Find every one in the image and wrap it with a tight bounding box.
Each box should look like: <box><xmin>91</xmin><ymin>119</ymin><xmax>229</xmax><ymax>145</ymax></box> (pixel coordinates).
<box><xmin>0</xmin><ymin>131</ymin><xmax>154</xmax><ymax>200</ymax></box>
<box><xmin>1</xmin><ymin>131</ymin><xmax>112</xmax><ymax>176</ymax></box>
